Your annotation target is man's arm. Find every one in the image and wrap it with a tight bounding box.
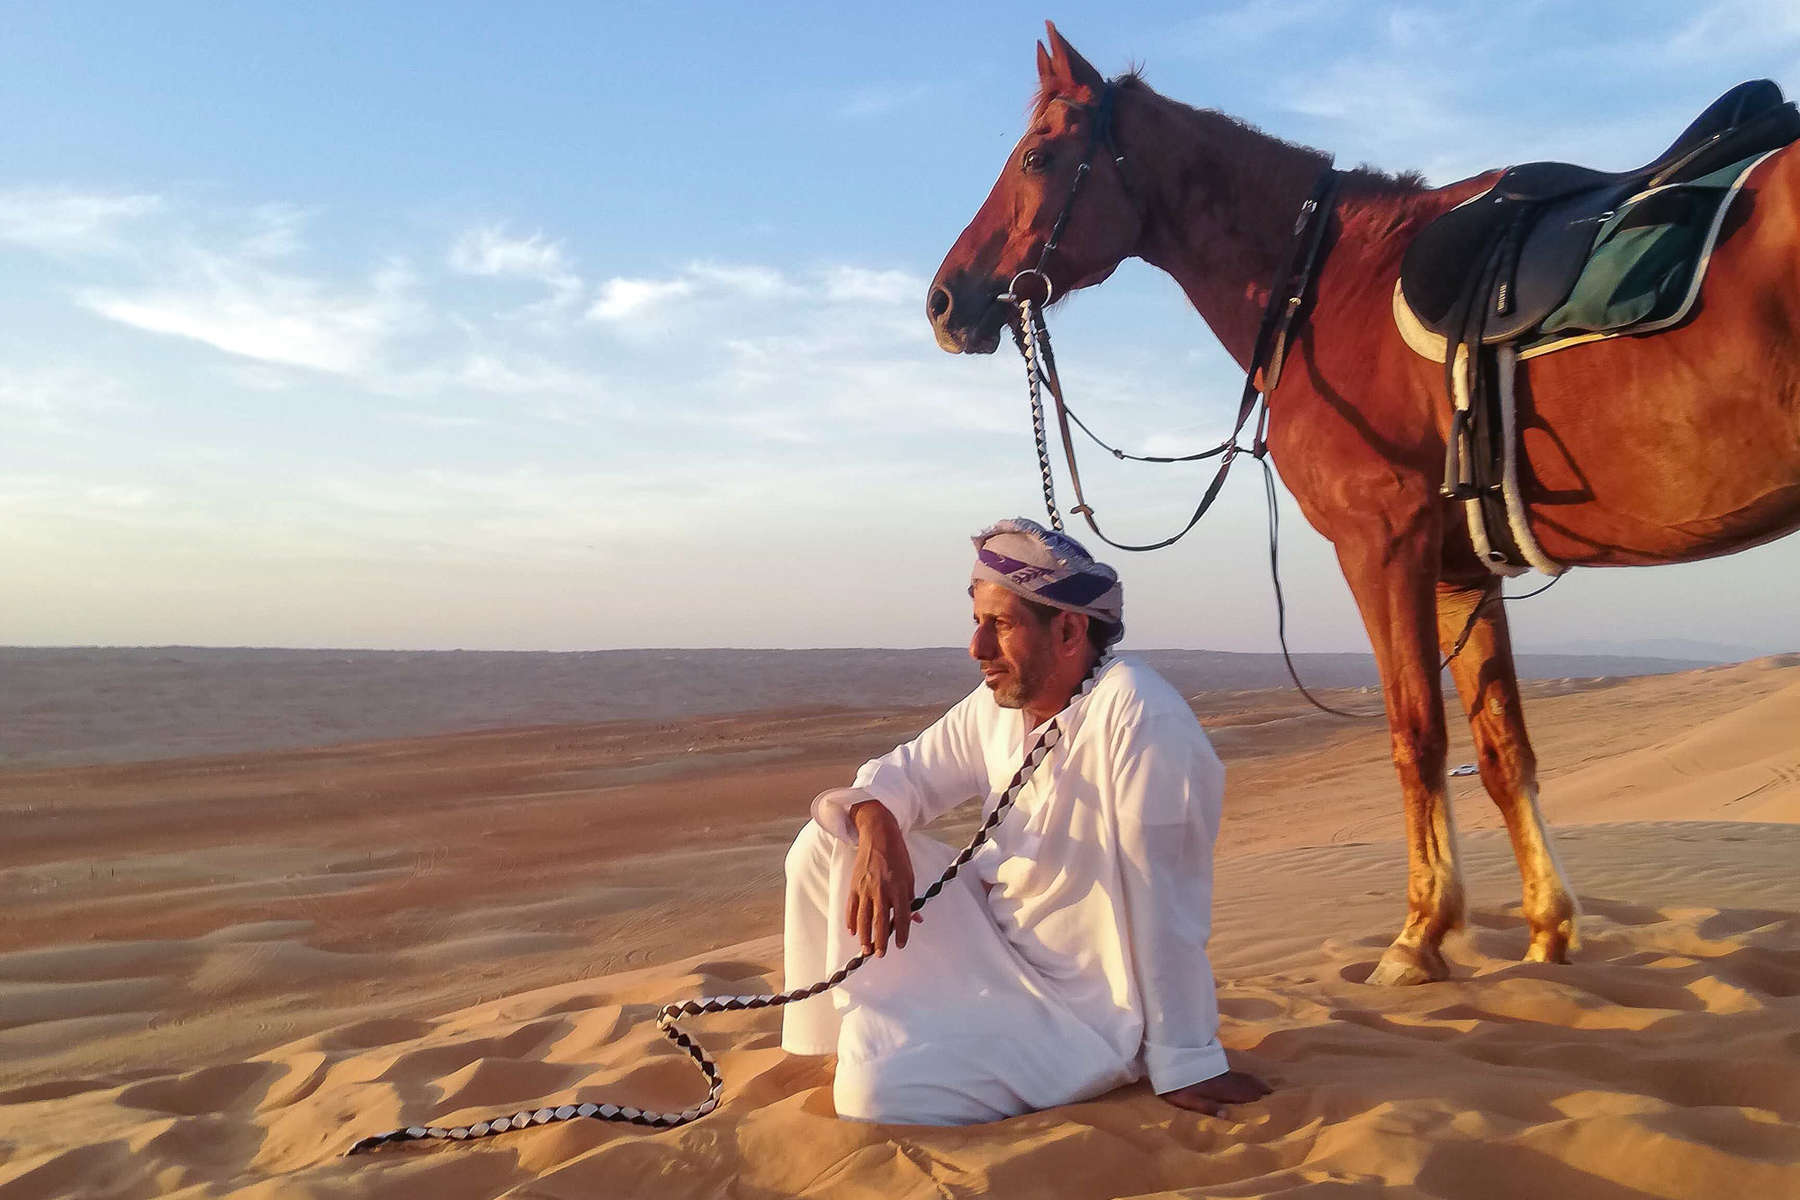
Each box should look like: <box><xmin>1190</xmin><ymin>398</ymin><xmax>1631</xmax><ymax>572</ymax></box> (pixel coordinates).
<box><xmin>1111</xmin><ymin>712</ymin><xmax>1270</xmax><ymax>1111</ymax></box>
<box><xmin>809</xmin><ymin>689</ymin><xmax>990</xmax><ymax>956</ymax></box>
<box><xmin>812</xmin><ymin>687</ymin><xmax>990</xmax><ymax>839</ymax></box>
<box><xmin>841</xmin><ymin>797</ymin><xmax>921</xmax><ymax>956</ymax></box>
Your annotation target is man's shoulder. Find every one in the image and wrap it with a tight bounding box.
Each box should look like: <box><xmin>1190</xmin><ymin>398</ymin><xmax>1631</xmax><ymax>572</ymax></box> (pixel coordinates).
<box><xmin>1093</xmin><ymin>653</ymin><xmax>1196</xmax><ymax>725</ymax></box>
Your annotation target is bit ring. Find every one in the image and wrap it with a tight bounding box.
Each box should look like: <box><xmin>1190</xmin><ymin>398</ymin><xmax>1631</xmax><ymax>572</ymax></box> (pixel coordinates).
<box><xmin>999</xmin><ymin>268</ymin><xmax>1054</xmax><ymax>306</ymax></box>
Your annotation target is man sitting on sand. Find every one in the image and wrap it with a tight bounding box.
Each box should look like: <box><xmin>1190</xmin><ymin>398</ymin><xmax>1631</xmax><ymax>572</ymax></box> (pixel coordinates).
<box><xmin>782</xmin><ymin>517</ymin><xmax>1270</xmax><ymax>1124</ymax></box>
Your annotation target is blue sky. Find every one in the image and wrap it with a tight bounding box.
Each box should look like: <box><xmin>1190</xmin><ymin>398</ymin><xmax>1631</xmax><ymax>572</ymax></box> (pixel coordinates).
<box><xmin>4</xmin><ymin>1</ymin><xmax>1799</xmax><ymax>653</ymax></box>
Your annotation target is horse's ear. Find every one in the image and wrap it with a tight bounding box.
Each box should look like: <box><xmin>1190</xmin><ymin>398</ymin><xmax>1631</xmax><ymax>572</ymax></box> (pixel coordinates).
<box><xmin>1036</xmin><ymin>38</ymin><xmax>1053</xmax><ymax>86</ymax></box>
<box><xmin>1042</xmin><ymin>20</ymin><xmax>1104</xmax><ymax>95</ymax></box>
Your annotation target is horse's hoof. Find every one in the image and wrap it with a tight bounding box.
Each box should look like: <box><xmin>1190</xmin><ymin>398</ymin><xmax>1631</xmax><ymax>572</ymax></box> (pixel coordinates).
<box><xmin>1367</xmin><ymin>942</ymin><xmax>1448</xmax><ymax>986</ymax></box>
<box><xmin>1522</xmin><ymin>932</ymin><xmax>1572</xmax><ymax>964</ymax></box>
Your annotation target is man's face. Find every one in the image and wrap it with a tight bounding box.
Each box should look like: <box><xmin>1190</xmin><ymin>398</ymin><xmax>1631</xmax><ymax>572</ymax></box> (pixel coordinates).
<box><xmin>968</xmin><ymin>581</ymin><xmax>1058</xmax><ymax>710</ymax></box>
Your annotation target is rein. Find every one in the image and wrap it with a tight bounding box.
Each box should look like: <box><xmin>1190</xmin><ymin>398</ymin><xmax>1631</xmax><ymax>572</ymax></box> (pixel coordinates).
<box><xmin>345</xmin><ymin>654</ymin><xmax>1115</xmax><ymax>1157</ymax></box>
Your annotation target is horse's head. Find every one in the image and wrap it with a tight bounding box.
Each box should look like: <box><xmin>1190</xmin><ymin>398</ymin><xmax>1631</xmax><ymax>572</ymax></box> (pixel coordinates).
<box><xmin>927</xmin><ymin>23</ymin><xmax>1142</xmax><ymax>354</ymax></box>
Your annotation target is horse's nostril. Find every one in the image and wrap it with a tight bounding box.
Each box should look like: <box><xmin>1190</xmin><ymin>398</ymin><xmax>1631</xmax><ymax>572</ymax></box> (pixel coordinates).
<box><xmin>928</xmin><ymin>286</ymin><xmax>952</xmax><ymax>321</ymax></box>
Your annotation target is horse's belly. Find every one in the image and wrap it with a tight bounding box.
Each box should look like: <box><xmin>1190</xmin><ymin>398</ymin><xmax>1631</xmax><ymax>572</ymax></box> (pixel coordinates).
<box><xmin>1518</xmin><ymin>369</ymin><xmax>1800</xmax><ymax>565</ymax></box>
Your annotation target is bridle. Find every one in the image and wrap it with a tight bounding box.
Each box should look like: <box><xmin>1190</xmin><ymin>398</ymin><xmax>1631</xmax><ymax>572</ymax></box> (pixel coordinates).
<box><xmin>1000</xmin><ymin>82</ymin><xmax>1409</xmax><ymax>719</ymax></box>
<box><xmin>1002</xmin><ymin>81</ymin><xmax>1339</xmax><ymax>553</ymax></box>
<box><xmin>998</xmin><ymin>86</ymin><xmax>1545</xmax><ymax>707</ymax></box>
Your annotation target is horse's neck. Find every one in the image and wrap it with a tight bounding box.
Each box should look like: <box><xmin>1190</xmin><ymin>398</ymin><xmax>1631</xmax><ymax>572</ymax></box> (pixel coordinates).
<box><xmin>1124</xmin><ymin>95</ymin><xmax>1329</xmax><ymax>369</ymax></box>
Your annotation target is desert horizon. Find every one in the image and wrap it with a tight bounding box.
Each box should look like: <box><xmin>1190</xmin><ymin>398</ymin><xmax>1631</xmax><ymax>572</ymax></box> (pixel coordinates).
<box><xmin>0</xmin><ymin>643</ymin><xmax>1732</xmax><ymax>770</ymax></box>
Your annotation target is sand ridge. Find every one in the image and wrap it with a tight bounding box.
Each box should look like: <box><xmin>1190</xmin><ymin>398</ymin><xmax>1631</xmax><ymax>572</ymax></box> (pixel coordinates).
<box><xmin>0</xmin><ymin>657</ymin><xmax>1797</xmax><ymax>1196</ymax></box>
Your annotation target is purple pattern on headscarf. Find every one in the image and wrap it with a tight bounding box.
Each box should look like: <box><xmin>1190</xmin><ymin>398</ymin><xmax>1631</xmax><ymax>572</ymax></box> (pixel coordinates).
<box><xmin>1035</xmin><ymin>572</ymin><xmax>1114</xmax><ymax>607</ymax></box>
<box><xmin>977</xmin><ymin>547</ymin><xmax>1113</xmax><ymax>606</ymax></box>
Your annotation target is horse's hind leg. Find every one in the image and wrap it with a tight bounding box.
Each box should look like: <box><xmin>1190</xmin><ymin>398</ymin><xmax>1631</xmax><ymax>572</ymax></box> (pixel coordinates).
<box><xmin>1437</xmin><ymin>580</ymin><xmax>1579</xmax><ymax>963</ymax></box>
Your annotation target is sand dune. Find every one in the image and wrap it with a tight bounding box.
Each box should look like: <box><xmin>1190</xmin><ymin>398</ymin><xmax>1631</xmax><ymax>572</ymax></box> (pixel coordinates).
<box><xmin>1</xmin><ymin>658</ymin><xmax>1797</xmax><ymax>1197</ymax></box>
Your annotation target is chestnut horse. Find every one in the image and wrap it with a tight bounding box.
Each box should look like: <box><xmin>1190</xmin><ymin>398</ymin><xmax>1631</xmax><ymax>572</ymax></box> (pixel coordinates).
<box><xmin>928</xmin><ymin>25</ymin><xmax>1800</xmax><ymax>985</ymax></box>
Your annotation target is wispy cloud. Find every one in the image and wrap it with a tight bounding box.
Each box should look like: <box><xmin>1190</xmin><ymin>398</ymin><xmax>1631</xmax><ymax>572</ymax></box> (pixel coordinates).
<box><xmin>585</xmin><ymin>261</ymin><xmax>795</xmax><ymax>329</ymax></box>
<box><xmin>450</xmin><ymin>352</ymin><xmax>600</xmax><ymax>397</ymax></box>
<box><xmin>0</xmin><ymin>473</ymin><xmax>163</xmax><ymax>517</ymax></box>
<box><xmin>0</xmin><ymin>365</ymin><xmax>134</xmax><ymax>434</ymax></box>
<box><xmin>0</xmin><ymin>181</ymin><xmax>989</xmax><ymax>503</ymax></box>
<box><xmin>587</xmin><ymin>274</ymin><xmax>697</xmax><ymax>323</ymax></box>
<box><xmin>1661</xmin><ymin>0</ymin><xmax>1800</xmax><ymax>62</ymax></box>
<box><xmin>587</xmin><ymin>261</ymin><xmax>923</xmax><ymax>330</ymax></box>
<box><xmin>83</xmin><ymin>255</ymin><xmax>422</xmax><ymax>376</ymax></box>
<box><xmin>1177</xmin><ymin>0</ymin><xmax>1339</xmax><ymax>50</ymax></box>
<box><xmin>1219</xmin><ymin>0</ymin><xmax>1800</xmax><ymax>184</ymax></box>
<box><xmin>35</xmin><ymin>202</ymin><xmax>425</xmax><ymax>377</ymax></box>
<box><xmin>822</xmin><ymin>265</ymin><xmax>923</xmax><ymax>306</ymax></box>
<box><xmin>0</xmin><ymin>187</ymin><xmax>161</xmax><ymax>254</ymax></box>
<box><xmin>448</xmin><ymin>225</ymin><xmax>583</xmax><ymax>310</ymax></box>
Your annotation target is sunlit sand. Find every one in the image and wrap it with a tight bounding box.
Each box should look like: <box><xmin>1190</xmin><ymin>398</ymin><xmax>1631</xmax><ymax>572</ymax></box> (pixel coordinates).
<box><xmin>2</xmin><ymin>655</ymin><xmax>1796</xmax><ymax>1197</ymax></box>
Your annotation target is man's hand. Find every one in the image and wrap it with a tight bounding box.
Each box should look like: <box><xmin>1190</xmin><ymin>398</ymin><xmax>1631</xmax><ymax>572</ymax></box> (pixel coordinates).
<box><xmin>1158</xmin><ymin>1069</ymin><xmax>1272</xmax><ymax>1117</ymax></box>
<box><xmin>846</xmin><ymin>800</ymin><xmax>920</xmax><ymax>957</ymax></box>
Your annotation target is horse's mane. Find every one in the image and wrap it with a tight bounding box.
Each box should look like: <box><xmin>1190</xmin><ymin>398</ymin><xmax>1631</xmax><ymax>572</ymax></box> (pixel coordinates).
<box><xmin>1094</xmin><ymin>71</ymin><xmax>1427</xmax><ymax>196</ymax></box>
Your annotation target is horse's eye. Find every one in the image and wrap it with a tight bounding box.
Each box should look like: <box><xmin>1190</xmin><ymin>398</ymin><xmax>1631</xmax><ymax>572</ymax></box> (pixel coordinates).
<box><xmin>1022</xmin><ymin>148</ymin><xmax>1050</xmax><ymax>173</ymax></box>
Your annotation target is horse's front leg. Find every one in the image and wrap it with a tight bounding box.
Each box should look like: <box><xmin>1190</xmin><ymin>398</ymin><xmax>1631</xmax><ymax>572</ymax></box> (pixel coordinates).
<box><xmin>1336</xmin><ymin>512</ymin><xmax>1463</xmax><ymax>986</ymax></box>
<box><xmin>1436</xmin><ymin>580</ymin><xmax>1579</xmax><ymax>963</ymax></box>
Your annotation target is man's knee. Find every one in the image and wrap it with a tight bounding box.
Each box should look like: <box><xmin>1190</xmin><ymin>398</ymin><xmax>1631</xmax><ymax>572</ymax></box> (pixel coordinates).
<box><xmin>785</xmin><ymin>819</ymin><xmax>842</xmax><ymax>885</ymax></box>
<box><xmin>834</xmin><ymin>1057</ymin><xmax>1014</xmax><ymax>1126</ymax></box>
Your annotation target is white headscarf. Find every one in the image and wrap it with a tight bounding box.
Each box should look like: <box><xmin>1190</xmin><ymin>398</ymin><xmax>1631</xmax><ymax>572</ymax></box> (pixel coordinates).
<box><xmin>970</xmin><ymin>517</ymin><xmax>1124</xmax><ymax>643</ymax></box>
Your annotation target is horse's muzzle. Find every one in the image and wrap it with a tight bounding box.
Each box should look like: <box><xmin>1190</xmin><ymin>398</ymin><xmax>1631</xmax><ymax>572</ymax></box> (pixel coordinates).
<box><xmin>926</xmin><ymin>274</ymin><xmax>1007</xmax><ymax>354</ymax></box>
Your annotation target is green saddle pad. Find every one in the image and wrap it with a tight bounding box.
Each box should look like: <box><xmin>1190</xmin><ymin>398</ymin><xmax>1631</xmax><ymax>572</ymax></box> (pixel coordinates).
<box><xmin>1524</xmin><ymin>149</ymin><xmax>1779</xmax><ymax>353</ymax></box>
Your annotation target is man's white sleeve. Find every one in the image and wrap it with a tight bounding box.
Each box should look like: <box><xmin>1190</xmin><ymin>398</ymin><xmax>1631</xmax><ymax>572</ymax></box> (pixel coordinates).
<box><xmin>811</xmin><ymin>686</ymin><xmax>990</xmax><ymax>843</ymax></box>
<box><xmin>1112</xmin><ymin>712</ymin><xmax>1230</xmax><ymax>1094</ymax></box>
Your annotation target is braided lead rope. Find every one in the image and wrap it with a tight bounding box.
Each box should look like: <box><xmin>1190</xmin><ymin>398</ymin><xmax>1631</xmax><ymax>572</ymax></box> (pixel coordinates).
<box><xmin>1010</xmin><ymin>296</ymin><xmax>1065</xmax><ymax>532</ymax></box>
<box><xmin>344</xmin><ymin>655</ymin><xmax>1114</xmax><ymax>1157</ymax></box>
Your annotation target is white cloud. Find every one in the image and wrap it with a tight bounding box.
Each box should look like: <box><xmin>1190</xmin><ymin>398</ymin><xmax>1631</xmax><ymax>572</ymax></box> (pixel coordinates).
<box><xmin>587</xmin><ymin>275</ymin><xmax>697</xmax><ymax>323</ymax></box>
<box><xmin>1662</xmin><ymin>0</ymin><xmax>1800</xmax><ymax>62</ymax></box>
<box><xmin>587</xmin><ymin>260</ymin><xmax>915</xmax><ymax>330</ymax></box>
<box><xmin>236</xmin><ymin>204</ymin><xmax>311</xmax><ymax>260</ymax></box>
<box><xmin>450</xmin><ymin>352</ymin><xmax>605</xmax><ymax>398</ymax></box>
<box><xmin>0</xmin><ymin>188</ymin><xmax>161</xmax><ymax>253</ymax></box>
<box><xmin>685</xmin><ymin>262</ymin><xmax>793</xmax><ymax>298</ymax></box>
<box><xmin>82</xmin><ymin>252</ymin><xmax>422</xmax><ymax>376</ymax></box>
<box><xmin>822</xmin><ymin>265</ymin><xmax>925</xmax><ymax>306</ymax></box>
<box><xmin>584</xmin><ymin>261</ymin><xmax>796</xmax><ymax>326</ymax></box>
<box><xmin>448</xmin><ymin>226</ymin><xmax>582</xmax><ymax>309</ymax></box>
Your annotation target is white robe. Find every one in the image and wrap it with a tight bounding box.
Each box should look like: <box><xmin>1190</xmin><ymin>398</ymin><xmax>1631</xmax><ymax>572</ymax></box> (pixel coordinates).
<box><xmin>781</xmin><ymin>653</ymin><xmax>1228</xmax><ymax>1124</ymax></box>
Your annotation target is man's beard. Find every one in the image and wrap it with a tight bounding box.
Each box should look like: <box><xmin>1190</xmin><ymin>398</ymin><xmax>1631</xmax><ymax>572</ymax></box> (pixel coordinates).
<box><xmin>985</xmin><ymin>651</ymin><xmax>1051</xmax><ymax>709</ymax></box>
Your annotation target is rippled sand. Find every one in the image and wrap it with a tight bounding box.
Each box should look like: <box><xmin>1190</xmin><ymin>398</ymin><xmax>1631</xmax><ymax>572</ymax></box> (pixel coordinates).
<box><xmin>2</xmin><ymin>655</ymin><xmax>1796</xmax><ymax>1197</ymax></box>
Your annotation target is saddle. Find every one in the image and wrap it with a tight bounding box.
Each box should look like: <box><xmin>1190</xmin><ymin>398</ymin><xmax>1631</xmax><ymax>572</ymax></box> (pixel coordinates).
<box><xmin>1394</xmin><ymin>80</ymin><xmax>1800</xmax><ymax>576</ymax></box>
<box><xmin>1401</xmin><ymin>80</ymin><xmax>1800</xmax><ymax>346</ymax></box>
